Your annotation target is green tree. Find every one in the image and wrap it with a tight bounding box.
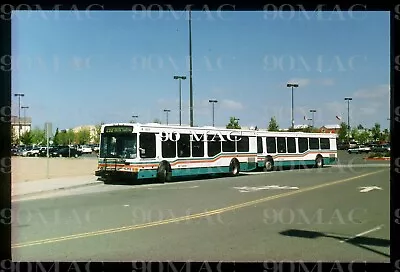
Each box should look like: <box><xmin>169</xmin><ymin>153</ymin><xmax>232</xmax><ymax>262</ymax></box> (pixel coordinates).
<box><xmin>350</xmin><ymin>128</ymin><xmax>359</xmax><ymax>141</ymax></box>
<box><xmin>11</xmin><ymin>127</ymin><xmax>17</xmax><ymax>145</ymax></box>
<box><xmin>371</xmin><ymin>123</ymin><xmax>381</xmax><ymax>142</ymax></box>
<box><xmin>30</xmin><ymin>127</ymin><xmax>46</xmax><ymax>145</ymax></box>
<box><xmin>75</xmin><ymin>128</ymin><xmax>92</xmax><ymax>145</ymax></box>
<box><xmin>357</xmin><ymin>124</ymin><xmax>364</xmax><ymax>130</ymax></box>
<box><xmin>92</xmin><ymin>123</ymin><xmax>103</xmax><ymax>144</ymax></box>
<box><xmin>153</xmin><ymin>118</ymin><xmax>162</xmax><ymax>124</ymax></box>
<box><xmin>226</xmin><ymin>117</ymin><xmax>241</xmax><ymax>129</ymax></box>
<box><xmin>52</xmin><ymin>128</ymin><xmax>60</xmax><ymax>145</ymax></box>
<box><xmin>338</xmin><ymin>122</ymin><xmax>348</xmax><ymax>143</ymax></box>
<box><xmin>20</xmin><ymin>130</ymin><xmax>33</xmax><ymax>145</ymax></box>
<box><xmin>267</xmin><ymin>117</ymin><xmax>279</xmax><ymax>131</ymax></box>
<box><xmin>356</xmin><ymin>130</ymin><xmax>370</xmax><ymax>145</ymax></box>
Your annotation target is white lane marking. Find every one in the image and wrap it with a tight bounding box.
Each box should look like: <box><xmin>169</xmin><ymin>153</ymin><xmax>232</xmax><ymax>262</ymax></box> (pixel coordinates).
<box><xmin>123</xmin><ymin>204</ymin><xmax>130</xmax><ymax>207</ymax></box>
<box><xmin>233</xmin><ymin>185</ymin><xmax>299</xmax><ymax>193</ymax></box>
<box><xmin>358</xmin><ymin>186</ymin><xmax>383</xmax><ymax>193</ymax></box>
<box><xmin>147</xmin><ymin>185</ymin><xmax>199</xmax><ymax>190</ymax></box>
<box><xmin>339</xmin><ymin>225</ymin><xmax>384</xmax><ymax>243</ymax></box>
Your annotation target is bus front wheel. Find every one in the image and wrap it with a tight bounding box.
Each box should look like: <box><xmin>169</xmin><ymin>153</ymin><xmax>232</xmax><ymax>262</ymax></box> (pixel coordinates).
<box><xmin>157</xmin><ymin>161</ymin><xmax>172</xmax><ymax>183</ymax></box>
<box><xmin>263</xmin><ymin>157</ymin><xmax>274</xmax><ymax>172</ymax></box>
<box><xmin>229</xmin><ymin>159</ymin><xmax>240</xmax><ymax>176</ymax></box>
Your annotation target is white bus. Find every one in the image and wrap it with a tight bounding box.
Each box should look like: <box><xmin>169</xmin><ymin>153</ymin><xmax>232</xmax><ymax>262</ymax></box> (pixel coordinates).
<box><xmin>255</xmin><ymin>130</ymin><xmax>338</xmax><ymax>171</ymax></box>
<box><xmin>95</xmin><ymin>123</ymin><xmax>258</xmax><ymax>183</ymax></box>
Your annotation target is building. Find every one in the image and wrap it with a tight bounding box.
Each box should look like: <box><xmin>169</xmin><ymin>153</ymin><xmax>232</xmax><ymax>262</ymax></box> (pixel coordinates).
<box><xmin>319</xmin><ymin>125</ymin><xmax>340</xmax><ymax>134</ymax></box>
<box><xmin>72</xmin><ymin>125</ymin><xmax>98</xmax><ymax>144</ymax></box>
<box><xmin>11</xmin><ymin>115</ymin><xmax>31</xmax><ymax>139</ymax></box>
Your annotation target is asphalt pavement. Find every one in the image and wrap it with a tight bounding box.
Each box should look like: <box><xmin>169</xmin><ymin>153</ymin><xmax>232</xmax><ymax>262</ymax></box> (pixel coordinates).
<box><xmin>11</xmin><ymin>161</ymin><xmax>389</xmax><ymax>262</ymax></box>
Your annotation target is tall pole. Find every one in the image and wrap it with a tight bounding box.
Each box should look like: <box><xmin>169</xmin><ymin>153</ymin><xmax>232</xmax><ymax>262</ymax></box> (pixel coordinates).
<box><xmin>164</xmin><ymin>109</ymin><xmax>171</xmax><ymax>125</ymax></box>
<box><xmin>14</xmin><ymin>93</ymin><xmax>25</xmax><ymax>142</ymax></box>
<box><xmin>189</xmin><ymin>9</ymin><xmax>194</xmax><ymax>127</ymax></box>
<box><xmin>21</xmin><ymin>106</ymin><xmax>29</xmax><ymax>126</ymax></box>
<box><xmin>286</xmin><ymin>84</ymin><xmax>298</xmax><ymax>129</ymax></box>
<box><xmin>174</xmin><ymin>75</ymin><xmax>186</xmax><ymax>125</ymax></box>
<box><xmin>132</xmin><ymin>115</ymin><xmax>138</xmax><ymax>123</ymax></box>
<box><xmin>209</xmin><ymin>99</ymin><xmax>218</xmax><ymax>127</ymax></box>
<box><xmin>344</xmin><ymin>97</ymin><xmax>352</xmax><ymax>143</ymax></box>
<box><xmin>310</xmin><ymin>109</ymin><xmax>316</xmax><ymax>127</ymax></box>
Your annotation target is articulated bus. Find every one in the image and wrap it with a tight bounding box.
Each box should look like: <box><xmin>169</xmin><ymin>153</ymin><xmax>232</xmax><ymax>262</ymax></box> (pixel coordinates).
<box><xmin>95</xmin><ymin>123</ymin><xmax>258</xmax><ymax>183</ymax></box>
<box><xmin>255</xmin><ymin>130</ymin><xmax>338</xmax><ymax>171</ymax></box>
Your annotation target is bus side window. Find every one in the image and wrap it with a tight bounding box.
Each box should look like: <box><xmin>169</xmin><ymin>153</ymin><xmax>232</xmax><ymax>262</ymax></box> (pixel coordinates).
<box><xmin>309</xmin><ymin>138</ymin><xmax>319</xmax><ymax>150</ymax></box>
<box><xmin>139</xmin><ymin>133</ymin><xmax>156</xmax><ymax>158</ymax></box>
<box><xmin>191</xmin><ymin>134</ymin><xmax>204</xmax><ymax>157</ymax></box>
<box><xmin>222</xmin><ymin>133</ymin><xmax>235</xmax><ymax>152</ymax></box>
<box><xmin>237</xmin><ymin>136</ymin><xmax>249</xmax><ymax>152</ymax></box>
<box><xmin>287</xmin><ymin>137</ymin><xmax>296</xmax><ymax>153</ymax></box>
<box><xmin>277</xmin><ymin>137</ymin><xmax>286</xmax><ymax>153</ymax></box>
<box><xmin>177</xmin><ymin>134</ymin><xmax>191</xmax><ymax>157</ymax></box>
<box><xmin>257</xmin><ymin>137</ymin><xmax>263</xmax><ymax>154</ymax></box>
<box><xmin>298</xmin><ymin>137</ymin><xmax>308</xmax><ymax>153</ymax></box>
<box><xmin>162</xmin><ymin>138</ymin><xmax>176</xmax><ymax>158</ymax></box>
<box><xmin>208</xmin><ymin>134</ymin><xmax>221</xmax><ymax>157</ymax></box>
<box><xmin>320</xmin><ymin>138</ymin><xmax>330</xmax><ymax>149</ymax></box>
<box><xmin>266</xmin><ymin>137</ymin><xmax>276</xmax><ymax>153</ymax></box>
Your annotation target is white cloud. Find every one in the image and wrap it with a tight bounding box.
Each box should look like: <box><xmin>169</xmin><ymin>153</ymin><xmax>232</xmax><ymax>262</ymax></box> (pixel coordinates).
<box><xmin>317</xmin><ymin>78</ymin><xmax>335</xmax><ymax>86</ymax></box>
<box><xmin>287</xmin><ymin>78</ymin><xmax>310</xmax><ymax>87</ymax></box>
<box><xmin>353</xmin><ymin>84</ymin><xmax>389</xmax><ymax>99</ymax></box>
<box><xmin>220</xmin><ymin>99</ymin><xmax>244</xmax><ymax>110</ymax></box>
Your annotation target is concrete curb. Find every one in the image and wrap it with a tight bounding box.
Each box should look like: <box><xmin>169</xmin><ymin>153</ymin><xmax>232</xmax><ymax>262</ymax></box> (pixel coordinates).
<box><xmin>12</xmin><ymin>180</ymin><xmax>104</xmax><ymax>198</ymax></box>
<box><xmin>364</xmin><ymin>157</ymin><xmax>390</xmax><ymax>161</ymax></box>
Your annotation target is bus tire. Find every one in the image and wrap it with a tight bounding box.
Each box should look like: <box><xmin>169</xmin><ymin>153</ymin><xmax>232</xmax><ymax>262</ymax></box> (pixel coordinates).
<box><xmin>315</xmin><ymin>155</ymin><xmax>324</xmax><ymax>168</ymax></box>
<box><xmin>229</xmin><ymin>159</ymin><xmax>240</xmax><ymax>176</ymax></box>
<box><xmin>263</xmin><ymin>156</ymin><xmax>274</xmax><ymax>172</ymax></box>
<box><xmin>157</xmin><ymin>161</ymin><xmax>172</xmax><ymax>183</ymax></box>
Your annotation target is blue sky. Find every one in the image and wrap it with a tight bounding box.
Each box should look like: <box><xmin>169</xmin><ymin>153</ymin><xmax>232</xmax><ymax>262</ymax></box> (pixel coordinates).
<box><xmin>12</xmin><ymin>10</ymin><xmax>390</xmax><ymax>131</ymax></box>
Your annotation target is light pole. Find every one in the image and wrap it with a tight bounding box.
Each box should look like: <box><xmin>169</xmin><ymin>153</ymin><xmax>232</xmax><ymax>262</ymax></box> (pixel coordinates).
<box><xmin>209</xmin><ymin>99</ymin><xmax>218</xmax><ymax>126</ymax></box>
<box><xmin>188</xmin><ymin>9</ymin><xmax>194</xmax><ymax>127</ymax></box>
<box><xmin>132</xmin><ymin>115</ymin><xmax>138</xmax><ymax>123</ymax></box>
<box><xmin>21</xmin><ymin>106</ymin><xmax>29</xmax><ymax>132</ymax></box>
<box><xmin>174</xmin><ymin>75</ymin><xmax>187</xmax><ymax>125</ymax></box>
<box><xmin>286</xmin><ymin>83</ymin><xmax>299</xmax><ymax>129</ymax></box>
<box><xmin>310</xmin><ymin>109</ymin><xmax>316</xmax><ymax>127</ymax></box>
<box><xmin>344</xmin><ymin>97</ymin><xmax>352</xmax><ymax>143</ymax></box>
<box><xmin>14</xmin><ymin>93</ymin><xmax>25</xmax><ymax>141</ymax></box>
<box><xmin>164</xmin><ymin>109</ymin><xmax>171</xmax><ymax>125</ymax></box>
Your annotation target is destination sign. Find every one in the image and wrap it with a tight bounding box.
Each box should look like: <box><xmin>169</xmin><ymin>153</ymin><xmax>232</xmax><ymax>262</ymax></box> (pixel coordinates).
<box><xmin>104</xmin><ymin>126</ymin><xmax>133</xmax><ymax>133</ymax></box>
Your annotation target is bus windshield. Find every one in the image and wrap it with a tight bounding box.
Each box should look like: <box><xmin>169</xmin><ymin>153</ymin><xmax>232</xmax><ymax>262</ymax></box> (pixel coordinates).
<box><xmin>100</xmin><ymin>133</ymin><xmax>137</xmax><ymax>159</ymax></box>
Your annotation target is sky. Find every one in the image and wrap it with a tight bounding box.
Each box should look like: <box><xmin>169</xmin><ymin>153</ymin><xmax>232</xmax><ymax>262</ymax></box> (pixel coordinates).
<box><xmin>11</xmin><ymin>10</ymin><xmax>390</xmax><ymax>131</ymax></box>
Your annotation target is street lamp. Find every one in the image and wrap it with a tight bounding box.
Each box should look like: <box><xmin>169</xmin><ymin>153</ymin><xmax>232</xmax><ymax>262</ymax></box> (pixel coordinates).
<box><xmin>286</xmin><ymin>83</ymin><xmax>299</xmax><ymax>129</ymax></box>
<box><xmin>14</xmin><ymin>93</ymin><xmax>25</xmax><ymax>141</ymax></box>
<box><xmin>21</xmin><ymin>106</ymin><xmax>29</xmax><ymax>129</ymax></box>
<box><xmin>132</xmin><ymin>115</ymin><xmax>138</xmax><ymax>123</ymax></box>
<box><xmin>188</xmin><ymin>9</ymin><xmax>194</xmax><ymax>127</ymax></box>
<box><xmin>344</xmin><ymin>97</ymin><xmax>353</xmax><ymax>143</ymax></box>
<box><xmin>208</xmin><ymin>99</ymin><xmax>218</xmax><ymax>127</ymax></box>
<box><xmin>310</xmin><ymin>109</ymin><xmax>316</xmax><ymax>127</ymax></box>
<box><xmin>174</xmin><ymin>75</ymin><xmax>187</xmax><ymax>125</ymax></box>
<box><xmin>163</xmin><ymin>109</ymin><xmax>171</xmax><ymax>125</ymax></box>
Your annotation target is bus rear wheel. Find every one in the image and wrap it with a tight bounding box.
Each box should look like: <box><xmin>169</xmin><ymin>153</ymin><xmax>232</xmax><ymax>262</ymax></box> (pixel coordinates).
<box><xmin>315</xmin><ymin>155</ymin><xmax>324</xmax><ymax>168</ymax></box>
<box><xmin>229</xmin><ymin>159</ymin><xmax>240</xmax><ymax>176</ymax></box>
<box><xmin>157</xmin><ymin>161</ymin><xmax>172</xmax><ymax>183</ymax></box>
<box><xmin>263</xmin><ymin>157</ymin><xmax>274</xmax><ymax>172</ymax></box>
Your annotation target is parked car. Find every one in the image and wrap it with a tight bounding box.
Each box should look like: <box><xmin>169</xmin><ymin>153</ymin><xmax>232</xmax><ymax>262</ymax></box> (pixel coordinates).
<box><xmin>26</xmin><ymin>147</ymin><xmax>42</xmax><ymax>157</ymax></box>
<box><xmin>371</xmin><ymin>144</ymin><xmax>390</xmax><ymax>153</ymax></box>
<box><xmin>51</xmin><ymin>147</ymin><xmax>82</xmax><ymax>158</ymax></box>
<box><xmin>77</xmin><ymin>145</ymin><xmax>93</xmax><ymax>154</ymax></box>
<box><xmin>347</xmin><ymin>145</ymin><xmax>371</xmax><ymax>154</ymax></box>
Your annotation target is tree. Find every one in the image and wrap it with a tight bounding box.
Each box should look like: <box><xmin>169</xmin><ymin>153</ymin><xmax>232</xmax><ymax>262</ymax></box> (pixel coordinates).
<box><xmin>337</xmin><ymin>122</ymin><xmax>348</xmax><ymax>143</ymax></box>
<box><xmin>52</xmin><ymin>128</ymin><xmax>60</xmax><ymax>145</ymax></box>
<box><xmin>357</xmin><ymin>124</ymin><xmax>364</xmax><ymax>130</ymax></box>
<box><xmin>267</xmin><ymin>117</ymin><xmax>279</xmax><ymax>131</ymax></box>
<box><xmin>226</xmin><ymin>117</ymin><xmax>241</xmax><ymax>129</ymax></box>
<box><xmin>371</xmin><ymin>123</ymin><xmax>381</xmax><ymax>142</ymax></box>
<box><xmin>20</xmin><ymin>130</ymin><xmax>33</xmax><ymax>145</ymax></box>
<box><xmin>11</xmin><ymin>127</ymin><xmax>17</xmax><ymax>145</ymax></box>
<box><xmin>356</xmin><ymin>130</ymin><xmax>370</xmax><ymax>145</ymax></box>
<box><xmin>153</xmin><ymin>118</ymin><xmax>162</xmax><ymax>124</ymax></box>
<box><xmin>75</xmin><ymin>128</ymin><xmax>92</xmax><ymax>145</ymax></box>
<box><xmin>92</xmin><ymin>123</ymin><xmax>103</xmax><ymax>144</ymax></box>
<box><xmin>350</xmin><ymin>128</ymin><xmax>359</xmax><ymax>141</ymax></box>
<box><xmin>30</xmin><ymin>127</ymin><xmax>46</xmax><ymax>145</ymax></box>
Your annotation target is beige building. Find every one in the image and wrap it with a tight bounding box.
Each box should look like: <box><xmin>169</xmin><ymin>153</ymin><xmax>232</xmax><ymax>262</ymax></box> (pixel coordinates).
<box><xmin>11</xmin><ymin>116</ymin><xmax>31</xmax><ymax>140</ymax></box>
<box><xmin>72</xmin><ymin>125</ymin><xmax>98</xmax><ymax>144</ymax></box>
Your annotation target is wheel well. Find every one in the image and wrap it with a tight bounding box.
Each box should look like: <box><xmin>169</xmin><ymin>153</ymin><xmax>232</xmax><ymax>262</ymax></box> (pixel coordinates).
<box><xmin>266</xmin><ymin>155</ymin><xmax>274</xmax><ymax>162</ymax></box>
<box><xmin>160</xmin><ymin>160</ymin><xmax>172</xmax><ymax>172</ymax></box>
<box><xmin>316</xmin><ymin>154</ymin><xmax>323</xmax><ymax>160</ymax></box>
